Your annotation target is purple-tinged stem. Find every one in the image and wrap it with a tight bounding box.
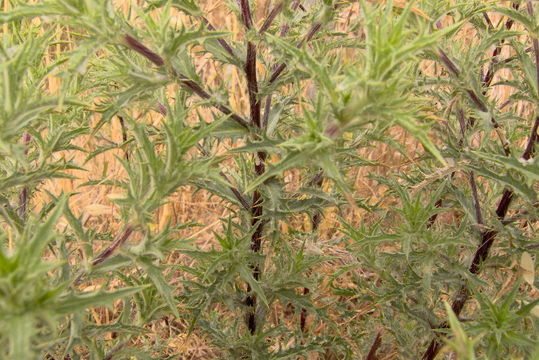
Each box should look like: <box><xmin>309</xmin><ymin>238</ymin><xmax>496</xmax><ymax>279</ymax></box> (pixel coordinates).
<box><xmin>18</xmin><ymin>132</ymin><xmax>32</xmax><ymax>218</ymax></box>
<box><xmin>259</xmin><ymin>1</ymin><xmax>284</xmax><ymax>34</ymax></box>
<box><xmin>123</xmin><ymin>34</ymin><xmax>249</xmax><ymax>129</ymax></box>
<box><xmin>366</xmin><ymin>332</ymin><xmax>382</xmax><ymax>360</ymax></box>
<box><xmin>423</xmin><ymin>7</ymin><xmax>539</xmax><ymax>353</ymax></box>
<box><xmin>73</xmin><ymin>225</ymin><xmax>135</xmax><ymax>285</ymax></box>
<box><xmin>202</xmin><ymin>17</ymin><xmax>239</xmax><ymax>61</ymax></box>
<box><xmin>238</xmin><ymin>0</ymin><xmax>266</xmax><ymax>335</ymax></box>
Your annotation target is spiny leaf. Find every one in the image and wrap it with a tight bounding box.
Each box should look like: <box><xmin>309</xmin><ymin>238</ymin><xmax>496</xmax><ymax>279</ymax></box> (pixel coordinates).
<box><xmin>244</xmin><ymin>151</ymin><xmax>306</xmax><ymax>193</ymax></box>
<box><xmin>470</xmin><ymin>151</ymin><xmax>539</xmax><ymax>183</ymax></box>
<box><xmin>139</xmin><ymin>258</ymin><xmax>180</xmax><ymax>317</ymax></box>
<box><xmin>466</xmin><ymin>164</ymin><xmax>537</xmax><ymax>202</ymax></box>
<box><xmin>55</xmin><ymin>286</ymin><xmax>149</xmax><ymax>315</ymax></box>
<box><xmin>238</xmin><ymin>266</ymin><xmax>269</xmax><ymax>308</ymax></box>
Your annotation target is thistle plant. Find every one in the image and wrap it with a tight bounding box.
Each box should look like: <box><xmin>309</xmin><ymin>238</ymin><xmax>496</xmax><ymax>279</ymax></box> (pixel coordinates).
<box><xmin>0</xmin><ymin>0</ymin><xmax>537</xmax><ymax>359</ymax></box>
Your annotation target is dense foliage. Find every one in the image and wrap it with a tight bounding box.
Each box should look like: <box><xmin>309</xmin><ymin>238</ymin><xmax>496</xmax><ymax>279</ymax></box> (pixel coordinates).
<box><xmin>0</xmin><ymin>0</ymin><xmax>537</xmax><ymax>359</ymax></box>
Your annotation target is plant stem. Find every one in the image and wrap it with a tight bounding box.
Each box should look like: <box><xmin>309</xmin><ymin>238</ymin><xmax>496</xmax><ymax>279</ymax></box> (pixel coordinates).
<box><xmin>18</xmin><ymin>132</ymin><xmax>31</xmax><ymax>218</ymax></box>
<box><xmin>117</xmin><ymin>115</ymin><xmax>129</xmax><ymax>161</ymax></box>
<box><xmin>72</xmin><ymin>225</ymin><xmax>135</xmax><ymax>285</ymax></box>
<box><xmin>91</xmin><ymin>225</ymin><xmax>135</xmax><ymax>266</ymax></box>
<box><xmin>103</xmin><ymin>341</ymin><xmax>128</xmax><ymax>360</ymax></box>
<box><xmin>197</xmin><ymin>145</ymin><xmax>252</xmax><ymax>210</ymax></box>
<box><xmin>123</xmin><ymin>34</ymin><xmax>249</xmax><ymax>129</ymax></box>
<box><xmin>261</xmin><ymin>0</ymin><xmax>302</xmax><ymax>128</ymax></box>
<box><xmin>527</xmin><ymin>2</ymin><xmax>539</xmax><ymax>93</ymax></box>
<box><xmin>437</xmin><ymin>49</ymin><xmax>511</xmax><ymax>156</ymax></box>
<box><xmin>279</xmin><ymin>0</ymin><xmax>301</xmax><ymax>37</ymax></box>
<box><xmin>221</xmin><ymin>171</ymin><xmax>252</xmax><ymax>211</ymax></box>
<box><xmin>422</xmin><ymin>25</ymin><xmax>539</xmax><ymax>351</ymax></box>
<box><xmin>422</xmin><ymin>57</ymin><xmax>539</xmax><ymax>360</ymax></box>
<box><xmin>238</xmin><ymin>0</ymin><xmax>266</xmax><ymax>334</ymax></box>
<box><xmin>468</xmin><ymin>172</ymin><xmax>483</xmax><ymax>226</ymax></box>
<box><xmin>123</xmin><ymin>34</ymin><xmax>164</xmax><ymax>66</ymax></box>
<box><xmin>246</xmin><ymin>49</ymin><xmax>261</xmax><ymax>128</ymax></box>
<box><xmin>366</xmin><ymin>332</ymin><xmax>382</xmax><ymax>360</ymax></box>
<box><xmin>457</xmin><ymin>108</ymin><xmax>484</xmax><ymax>226</ymax></box>
<box><xmin>482</xmin><ymin>2</ymin><xmax>519</xmax><ymax>88</ymax></box>
<box><xmin>259</xmin><ymin>1</ymin><xmax>284</xmax><ymax>34</ymax></box>
<box><xmin>201</xmin><ymin>17</ymin><xmax>239</xmax><ymax>61</ymax></box>
<box><xmin>428</xmin><ymin>41</ymin><xmax>513</xmax><ymax>226</ymax></box>
<box><xmin>268</xmin><ymin>21</ymin><xmax>322</xmax><ymax>83</ymax></box>
<box><xmin>277</xmin><ymin>10</ymin><xmax>342</xmax><ymax>323</ymax></box>
<box><xmin>300</xmin><ymin>170</ymin><xmax>324</xmax><ymax>333</ymax></box>
<box><xmin>177</xmin><ymin>73</ymin><xmax>250</xmax><ymax>128</ymax></box>
<box><xmin>422</xmin><ymin>193</ymin><xmax>511</xmax><ymax>359</ymax></box>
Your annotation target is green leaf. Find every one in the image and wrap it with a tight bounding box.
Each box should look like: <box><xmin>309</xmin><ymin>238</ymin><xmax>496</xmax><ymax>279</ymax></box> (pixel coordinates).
<box><xmin>493</xmin><ymin>6</ymin><xmax>537</xmax><ymax>36</ymax></box>
<box><xmin>238</xmin><ymin>266</ymin><xmax>269</xmax><ymax>308</ymax></box>
<box><xmin>470</xmin><ymin>151</ymin><xmax>539</xmax><ymax>183</ymax></box>
<box><xmin>146</xmin><ymin>0</ymin><xmax>202</xmax><ymax>15</ymax></box>
<box><xmin>139</xmin><ymin>258</ymin><xmax>180</xmax><ymax>317</ymax></box>
<box><xmin>55</xmin><ymin>286</ymin><xmax>148</xmax><ymax>315</ymax></box>
<box><xmin>396</xmin><ymin>116</ymin><xmax>447</xmax><ymax>166</ymax></box>
<box><xmin>20</xmin><ymin>196</ymin><xmax>66</xmax><ymax>267</ymax></box>
<box><xmin>244</xmin><ymin>151</ymin><xmax>305</xmax><ymax>193</ymax></box>
<box><xmin>0</xmin><ymin>3</ymin><xmax>64</xmax><ymax>24</ymax></box>
<box><xmin>465</xmin><ymin>165</ymin><xmax>537</xmax><ymax>202</ymax></box>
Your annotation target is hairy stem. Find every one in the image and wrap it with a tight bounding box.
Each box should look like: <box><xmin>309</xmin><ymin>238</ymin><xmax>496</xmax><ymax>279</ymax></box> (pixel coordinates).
<box><xmin>259</xmin><ymin>1</ymin><xmax>284</xmax><ymax>34</ymax></box>
<box><xmin>18</xmin><ymin>132</ymin><xmax>32</xmax><ymax>218</ymax></box>
<box><xmin>201</xmin><ymin>17</ymin><xmax>239</xmax><ymax>61</ymax></box>
<box><xmin>423</xmin><ymin>46</ymin><xmax>539</xmax><ymax>360</ymax></box>
<box><xmin>428</xmin><ymin>44</ymin><xmax>513</xmax><ymax>227</ymax></box>
<box><xmin>482</xmin><ymin>2</ymin><xmax>519</xmax><ymax>87</ymax></box>
<box><xmin>422</xmin><ymin>191</ymin><xmax>512</xmax><ymax>359</ymax></box>
<box><xmin>238</xmin><ymin>0</ymin><xmax>266</xmax><ymax>335</ymax></box>
<box><xmin>268</xmin><ymin>21</ymin><xmax>322</xmax><ymax>83</ymax></box>
<box><xmin>422</xmin><ymin>27</ymin><xmax>539</xmax><ymax>352</ymax></box>
<box><xmin>457</xmin><ymin>108</ymin><xmax>484</xmax><ymax>226</ymax></box>
<box><xmin>437</xmin><ymin>49</ymin><xmax>511</xmax><ymax>156</ymax></box>
<box><xmin>72</xmin><ymin>225</ymin><xmax>135</xmax><ymax>286</ymax></box>
<box><xmin>123</xmin><ymin>34</ymin><xmax>249</xmax><ymax>129</ymax></box>
<box><xmin>197</xmin><ymin>145</ymin><xmax>252</xmax><ymax>210</ymax></box>
<box><xmin>117</xmin><ymin>115</ymin><xmax>129</xmax><ymax>161</ymax></box>
<box><xmin>261</xmin><ymin>0</ymin><xmax>302</xmax><ymax>128</ymax></box>
<box><xmin>300</xmin><ymin>170</ymin><xmax>324</xmax><ymax>333</ymax></box>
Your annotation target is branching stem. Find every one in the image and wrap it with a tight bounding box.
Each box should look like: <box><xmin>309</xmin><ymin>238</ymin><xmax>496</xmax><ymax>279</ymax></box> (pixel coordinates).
<box><xmin>423</xmin><ymin>7</ymin><xmax>539</xmax><ymax>354</ymax></box>
<box><xmin>72</xmin><ymin>225</ymin><xmax>135</xmax><ymax>286</ymax></box>
<box><xmin>238</xmin><ymin>0</ymin><xmax>266</xmax><ymax>335</ymax></box>
<box><xmin>201</xmin><ymin>17</ymin><xmax>239</xmax><ymax>61</ymax></box>
<box><xmin>123</xmin><ymin>34</ymin><xmax>249</xmax><ymax>129</ymax></box>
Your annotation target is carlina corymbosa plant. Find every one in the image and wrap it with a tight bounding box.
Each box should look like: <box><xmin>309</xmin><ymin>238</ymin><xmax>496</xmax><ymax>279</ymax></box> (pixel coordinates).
<box><xmin>0</xmin><ymin>0</ymin><xmax>538</xmax><ymax>359</ymax></box>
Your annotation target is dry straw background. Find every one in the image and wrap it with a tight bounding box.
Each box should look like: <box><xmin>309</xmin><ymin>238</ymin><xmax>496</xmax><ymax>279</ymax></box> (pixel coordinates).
<box><xmin>5</xmin><ymin>0</ymin><xmax>534</xmax><ymax>358</ymax></box>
